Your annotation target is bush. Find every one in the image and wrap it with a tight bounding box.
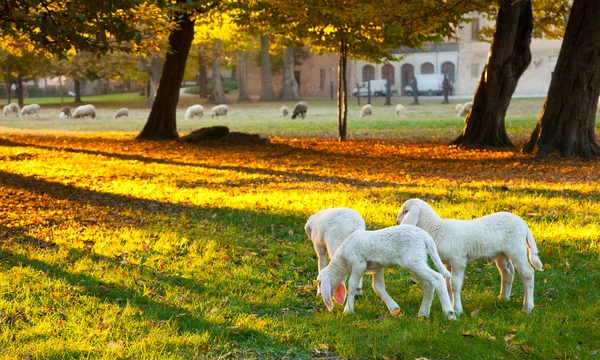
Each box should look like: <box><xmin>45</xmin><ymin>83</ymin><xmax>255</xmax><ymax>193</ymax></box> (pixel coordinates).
<box><xmin>184</xmin><ymin>80</ymin><xmax>238</xmax><ymax>95</ymax></box>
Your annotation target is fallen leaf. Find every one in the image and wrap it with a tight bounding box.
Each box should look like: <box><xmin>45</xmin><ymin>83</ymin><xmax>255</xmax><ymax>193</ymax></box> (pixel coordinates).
<box><xmin>394</xmin><ymin>308</ymin><xmax>402</xmax><ymax>317</ymax></box>
<box><xmin>470</xmin><ymin>307</ymin><xmax>482</xmax><ymax>317</ymax></box>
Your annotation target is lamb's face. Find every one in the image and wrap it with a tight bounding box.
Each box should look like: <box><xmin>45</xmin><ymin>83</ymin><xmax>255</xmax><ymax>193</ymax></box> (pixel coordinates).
<box><xmin>396</xmin><ymin>199</ymin><xmax>422</xmax><ymax>226</ymax></box>
<box><xmin>318</xmin><ymin>267</ymin><xmax>346</xmax><ymax>311</ymax></box>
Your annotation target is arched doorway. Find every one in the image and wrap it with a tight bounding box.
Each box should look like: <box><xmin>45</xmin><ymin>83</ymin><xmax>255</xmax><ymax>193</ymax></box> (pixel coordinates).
<box><xmin>362</xmin><ymin>65</ymin><xmax>375</xmax><ymax>82</ymax></box>
<box><xmin>382</xmin><ymin>64</ymin><xmax>395</xmax><ymax>86</ymax></box>
<box><xmin>441</xmin><ymin>62</ymin><xmax>455</xmax><ymax>82</ymax></box>
<box><xmin>400</xmin><ymin>63</ymin><xmax>414</xmax><ymax>96</ymax></box>
<box><xmin>421</xmin><ymin>62</ymin><xmax>434</xmax><ymax>74</ymax></box>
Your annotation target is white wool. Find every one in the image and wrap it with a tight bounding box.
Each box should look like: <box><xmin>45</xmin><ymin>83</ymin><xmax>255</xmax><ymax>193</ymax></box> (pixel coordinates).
<box><xmin>319</xmin><ymin>225</ymin><xmax>455</xmax><ymax>320</ymax></box>
<box><xmin>456</xmin><ymin>101</ymin><xmax>472</xmax><ymax>117</ymax></box>
<box><xmin>185</xmin><ymin>105</ymin><xmax>204</xmax><ymax>120</ymax></box>
<box><xmin>210</xmin><ymin>104</ymin><xmax>228</xmax><ymax>119</ymax></box>
<box><xmin>360</xmin><ymin>104</ymin><xmax>373</xmax><ymax>119</ymax></box>
<box><xmin>397</xmin><ymin>198</ymin><xmax>543</xmax><ymax>315</ymax></box>
<box><xmin>59</xmin><ymin>112</ymin><xmax>67</xmax><ymax>119</ymax></box>
<box><xmin>281</xmin><ymin>105</ymin><xmax>290</xmax><ymax>117</ymax></box>
<box><xmin>395</xmin><ymin>104</ymin><xmax>407</xmax><ymax>119</ymax></box>
<box><xmin>113</xmin><ymin>108</ymin><xmax>129</xmax><ymax>119</ymax></box>
<box><xmin>20</xmin><ymin>104</ymin><xmax>41</xmax><ymax>117</ymax></box>
<box><xmin>3</xmin><ymin>103</ymin><xmax>19</xmax><ymax>117</ymax></box>
<box><xmin>72</xmin><ymin>104</ymin><xmax>96</xmax><ymax>119</ymax></box>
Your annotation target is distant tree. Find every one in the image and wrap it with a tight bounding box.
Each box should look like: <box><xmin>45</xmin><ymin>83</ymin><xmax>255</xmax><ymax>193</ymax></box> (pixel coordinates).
<box><xmin>258</xmin><ymin>35</ymin><xmax>277</xmax><ymax>101</ymax></box>
<box><xmin>280</xmin><ymin>46</ymin><xmax>300</xmax><ymax>100</ymax></box>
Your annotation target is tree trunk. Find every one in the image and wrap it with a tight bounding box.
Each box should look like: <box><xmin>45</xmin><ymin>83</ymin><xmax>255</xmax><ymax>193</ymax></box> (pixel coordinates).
<box><xmin>337</xmin><ymin>40</ymin><xmax>348</xmax><ymax>142</ymax></box>
<box><xmin>523</xmin><ymin>0</ymin><xmax>600</xmax><ymax>158</ymax></box>
<box><xmin>259</xmin><ymin>35</ymin><xmax>276</xmax><ymax>101</ymax></box>
<box><xmin>144</xmin><ymin>55</ymin><xmax>163</xmax><ymax>105</ymax></box>
<box><xmin>198</xmin><ymin>44</ymin><xmax>207</xmax><ymax>98</ymax></box>
<box><xmin>452</xmin><ymin>0</ymin><xmax>533</xmax><ymax>148</ymax></box>
<box><xmin>410</xmin><ymin>78</ymin><xmax>419</xmax><ymax>105</ymax></box>
<box><xmin>442</xmin><ymin>76</ymin><xmax>450</xmax><ymax>104</ymax></box>
<box><xmin>210</xmin><ymin>39</ymin><xmax>228</xmax><ymax>104</ymax></box>
<box><xmin>137</xmin><ymin>9</ymin><xmax>195</xmax><ymax>140</ymax></box>
<box><xmin>16</xmin><ymin>76</ymin><xmax>23</xmax><ymax>106</ymax></box>
<box><xmin>237</xmin><ymin>50</ymin><xmax>250</xmax><ymax>101</ymax></box>
<box><xmin>280</xmin><ymin>47</ymin><xmax>300</xmax><ymax>100</ymax></box>
<box><xmin>74</xmin><ymin>79</ymin><xmax>82</xmax><ymax>103</ymax></box>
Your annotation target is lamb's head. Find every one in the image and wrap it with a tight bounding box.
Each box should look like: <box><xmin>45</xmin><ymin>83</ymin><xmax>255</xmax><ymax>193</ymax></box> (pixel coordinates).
<box><xmin>455</xmin><ymin>103</ymin><xmax>463</xmax><ymax>115</ymax></box>
<box><xmin>318</xmin><ymin>266</ymin><xmax>346</xmax><ymax>311</ymax></box>
<box><xmin>396</xmin><ymin>198</ymin><xmax>432</xmax><ymax>226</ymax></box>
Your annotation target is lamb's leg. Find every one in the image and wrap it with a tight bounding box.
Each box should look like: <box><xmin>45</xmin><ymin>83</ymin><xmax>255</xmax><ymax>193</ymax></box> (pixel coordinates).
<box><xmin>495</xmin><ymin>255</ymin><xmax>515</xmax><ymax>301</ymax></box>
<box><xmin>412</xmin><ymin>264</ymin><xmax>455</xmax><ymax>320</ymax></box>
<box><xmin>371</xmin><ymin>268</ymin><xmax>400</xmax><ymax>315</ymax></box>
<box><xmin>418</xmin><ymin>278</ymin><xmax>434</xmax><ymax>318</ymax></box>
<box><xmin>314</xmin><ymin>245</ymin><xmax>328</xmax><ymax>295</ymax></box>
<box><xmin>449</xmin><ymin>263</ymin><xmax>466</xmax><ymax>316</ymax></box>
<box><xmin>445</xmin><ymin>263</ymin><xmax>453</xmax><ymax>299</ymax></box>
<box><xmin>512</xmin><ymin>256</ymin><xmax>535</xmax><ymax>313</ymax></box>
<box><xmin>357</xmin><ymin>276</ymin><xmax>364</xmax><ymax>296</ymax></box>
<box><xmin>344</xmin><ymin>266</ymin><xmax>366</xmax><ymax>313</ymax></box>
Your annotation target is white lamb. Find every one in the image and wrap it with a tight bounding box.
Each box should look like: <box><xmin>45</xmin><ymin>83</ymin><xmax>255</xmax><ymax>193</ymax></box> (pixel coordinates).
<box><xmin>2</xmin><ymin>103</ymin><xmax>19</xmax><ymax>117</ymax></box>
<box><xmin>210</xmin><ymin>104</ymin><xmax>228</xmax><ymax>119</ymax></box>
<box><xmin>20</xmin><ymin>104</ymin><xmax>41</xmax><ymax>117</ymax></box>
<box><xmin>281</xmin><ymin>105</ymin><xmax>290</xmax><ymax>118</ymax></box>
<box><xmin>455</xmin><ymin>101</ymin><xmax>473</xmax><ymax>117</ymax></box>
<box><xmin>318</xmin><ymin>225</ymin><xmax>456</xmax><ymax>320</ymax></box>
<box><xmin>396</xmin><ymin>198</ymin><xmax>544</xmax><ymax>315</ymax></box>
<box><xmin>395</xmin><ymin>104</ymin><xmax>407</xmax><ymax>119</ymax></box>
<box><xmin>360</xmin><ymin>104</ymin><xmax>373</xmax><ymax>119</ymax></box>
<box><xmin>305</xmin><ymin>208</ymin><xmax>366</xmax><ymax>296</ymax></box>
<box><xmin>72</xmin><ymin>104</ymin><xmax>96</xmax><ymax>119</ymax></box>
<box><xmin>113</xmin><ymin>108</ymin><xmax>129</xmax><ymax>119</ymax></box>
<box><xmin>185</xmin><ymin>104</ymin><xmax>204</xmax><ymax>120</ymax></box>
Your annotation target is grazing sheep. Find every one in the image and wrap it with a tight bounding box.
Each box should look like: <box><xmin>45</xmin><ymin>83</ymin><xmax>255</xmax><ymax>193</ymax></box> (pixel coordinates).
<box><xmin>20</xmin><ymin>104</ymin><xmax>41</xmax><ymax>117</ymax></box>
<box><xmin>185</xmin><ymin>104</ymin><xmax>204</xmax><ymax>120</ymax></box>
<box><xmin>318</xmin><ymin>225</ymin><xmax>456</xmax><ymax>320</ymax></box>
<box><xmin>113</xmin><ymin>108</ymin><xmax>129</xmax><ymax>119</ymax></box>
<box><xmin>395</xmin><ymin>104</ymin><xmax>407</xmax><ymax>119</ymax></box>
<box><xmin>281</xmin><ymin>105</ymin><xmax>290</xmax><ymax>117</ymax></box>
<box><xmin>455</xmin><ymin>101</ymin><xmax>473</xmax><ymax>117</ymax></box>
<box><xmin>291</xmin><ymin>101</ymin><xmax>308</xmax><ymax>119</ymax></box>
<box><xmin>3</xmin><ymin>103</ymin><xmax>19</xmax><ymax>117</ymax></box>
<box><xmin>72</xmin><ymin>104</ymin><xmax>96</xmax><ymax>119</ymax></box>
<box><xmin>305</xmin><ymin>208</ymin><xmax>366</xmax><ymax>296</ymax></box>
<box><xmin>360</xmin><ymin>104</ymin><xmax>373</xmax><ymax>119</ymax></box>
<box><xmin>59</xmin><ymin>106</ymin><xmax>72</xmax><ymax>119</ymax></box>
<box><xmin>396</xmin><ymin>198</ymin><xmax>544</xmax><ymax>315</ymax></box>
<box><xmin>210</xmin><ymin>104</ymin><xmax>228</xmax><ymax>119</ymax></box>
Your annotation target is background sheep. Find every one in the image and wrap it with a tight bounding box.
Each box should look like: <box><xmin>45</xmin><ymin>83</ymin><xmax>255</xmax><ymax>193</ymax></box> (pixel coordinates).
<box><xmin>318</xmin><ymin>225</ymin><xmax>455</xmax><ymax>320</ymax></box>
<box><xmin>395</xmin><ymin>104</ymin><xmax>407</xmax><ymax>119</ymax></box>
<box><xmin>210</xmin><ymin>104</ymin><xmax>228</xmax><ymax>119</ymax></box>
<box><xmin>59</xmin><ymin>106</ymin><xmax>71</xmax><ymax>119</ymax></box>
<box><xmin>114</xmin><ymin>108</ymin><xmax>129</xmax><ymax>119</ymax></box>
<box><xmin>455</xmin><ymin>101</ymin><xmax>473</xmax><ymax>117</ymax></box>
<box><xmin>3</xmin><ymin>103</ymin><xmax>19</xmax><ymax>117</ymax></box>
<box><xmin>73</xmin><ymin>104</ymin><xmax>96</xmax><ymax>119</ymax></box>
<box><xmin>397</xmin><ymin>198</ymin><xmax>544</xmax><ymax>315</ymax></box>
<box><xmin>291</xmin><ymin>101</ymin><xmax>308</xmax><ymax>119</ymax></box>
<box><xmin>185</xmin><ymin>104</ymin><xmax>204</xmax><ymax>120</ymax></box>
<box><xmin>360</xmin><ymin>104</ymin><xmax>373</xmax><ymax>119</ymax></box>
<box><xmin>305</xmin><ymin>208</ymin><xmax>366</xmax><ymax>296</ymax></box>
<box><xmin>20</xmin><ymin>104</ymin><xmax>41</xmax><ymax>117</ymax></box>
<box><xmin>281</xmin><ymin>105</ymin><xmax>289</xmax><ymax>118</ymax></box>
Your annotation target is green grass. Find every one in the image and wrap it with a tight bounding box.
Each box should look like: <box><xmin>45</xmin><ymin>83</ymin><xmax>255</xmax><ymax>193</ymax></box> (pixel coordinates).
<box><xmin>14</xmin><ymin>92</ymin><xmax>147</xmax><ymax>106</ymax></box>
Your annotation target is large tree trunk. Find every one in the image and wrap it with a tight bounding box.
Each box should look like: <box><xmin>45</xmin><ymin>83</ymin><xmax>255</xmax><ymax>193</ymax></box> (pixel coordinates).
<box><xmin>137</xmin><ymin>9</ymin><xmax>195</xmax><ymax>140</ymax></box>
<box><xmin>198</xmin><ymin>44</ymin><xmax>207</xmax><ymax>98</ymax></box>
<box><xmin>16</xmin><ymin>75</ymin><xmax>24</xmax><ymax>106</ymax></box>
<box><xmin>523</xmin><ymin>0</ymin><xmax>600</xmax><ymax>158</ymax></box>
<box><xmin>259</xmin><ymin>35</ymin><xmax>276</xmax><ymax>101</ymax></box>
<box><xmin>337</xmin><ymin>40</ymin><xmax>348</xmax><ymax>142</ymax></box>
<box><xmin>74</xmin><ymin>79</ymin><xmax>82</xmax><ymax>103</ymax></box>
<box><xmin>452</xmin><ymin>0</ymin><xmax>533</xmax><ymax>148</ymax></box>
<box><xmin>210</xmin><ymin>39</ymin><xmax>228</xmax><ymax>104</ymax></box>
<box><xmin>280</xmin><ymin>47</ymin><xmax>300</xmax><ymax>100</ymax></box>
<box><xmin>145</xmin><ymin>55</ymin><xmax>163</xmax><ymax>105</ymax></box>
<box><xmin>237</xmin><ymin>50</ymin><xmax>250</xmax><ymax>101</ymax></box>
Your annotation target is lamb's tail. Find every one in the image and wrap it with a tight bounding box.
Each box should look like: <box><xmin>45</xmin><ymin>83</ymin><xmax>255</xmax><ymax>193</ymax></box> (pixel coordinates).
<box><xmin>424</xmin><ymin>235</ymin><xmax>451</xmax><ymax>279</ymax></box>
<box><xmin>526</xmin><ymin>227</ymin><xmax>544</xmax><ymax>271</ymax></box>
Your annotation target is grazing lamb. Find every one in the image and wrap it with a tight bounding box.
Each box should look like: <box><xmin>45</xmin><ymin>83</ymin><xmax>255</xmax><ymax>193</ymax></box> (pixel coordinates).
<box><xmin>113</xmin><ymin>107</ymin><xmax>129</xmax><ymax>119</ymax></box>
<box><xmin>455</xmin><ymin>101</ymin><xmax>473</xmax><ymax>117</ymax></box>
<box><xmin>72</xmin><ymin>104</ymin><xmax>96</xmax><ymax>119</ymax></box>
<box><xmin>59</xmin><ymin>106</ymin><xmax>71</xmax><ymax>119</ymax></box>
<box><xmin>396</xmin><ymin>198</ymin><xmax>544</xmax><ymax>315</ymax></box>
<box><xmin>3</xmin><ymin>103</ymin><xmax>19</xmax><ymax>117</ymax></box>
<box><xmin>210</xmin><ymin>104</ymin><xmax>228</xmax><ymax>119</ymax></box>
<box><xmin>360</xmin><ymin>104</ymin><xmax>373</xmax><ymax>119</ymax></box>
<box><xmin>281</xmin><ymin>105</ymin><xmax>290</xmax><ymax>118</ymax></box>
<box><xmin>291</xmin><ymin>101</ymin><xmax>308</xmax><ymax>119</ymax></box>
<box><xmin>20</xmin><ymin>104</ymin><xmax>41</xmax><ymax>117</ymax></box>
<box><xmin>395</xmin><ymin>104</ymin><xmax>407</xmax><ymax>119</ymax></box>
<box><xmin>318</xmin><ymin>225</ymin><xmax>456</xmax><ymax>320</ymax></box>
<box><xmin>185</xmin><ymin>104</ymin><xmax>204</xmax><ymax>120</ymax></box>
<box><xmin>305</xmin><ymin>208</ymin><xmax>366</xmax><ymax>296</ymax></box>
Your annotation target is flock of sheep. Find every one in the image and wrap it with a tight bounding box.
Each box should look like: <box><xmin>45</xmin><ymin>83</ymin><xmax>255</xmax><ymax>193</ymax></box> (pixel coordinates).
<box><xmin>2</xmin><ymin>102</ymin><xmax>127</xmax><ymax>119</ymax></box>
<box><xmin>306</xmin><ymin>199</ymin><xmax>543</xmax><ymax>320</ymax></box>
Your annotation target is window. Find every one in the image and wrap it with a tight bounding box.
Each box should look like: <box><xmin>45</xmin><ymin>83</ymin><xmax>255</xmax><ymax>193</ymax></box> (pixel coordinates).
<box><xmin>362</xmin><ymin>65</ymin><xmax>375</xmax><ymax>81</ymax></box>
<box><xmin>382</xmin><ymin>64</ymin><xmax>395</xmax><ymax>85</ymax></box>
<box><xmin>420</xmin><ymin>62</ymin><xmax>434</xmax><ymax>75</ymax></box>
<box><xmin>471</xmin><ymin>63</ymin><xmax>480</xmax><ymax>78</ymax></box>
<box><xmin>319</xmin><ymin>69</ymin><xmax>325</xmax><ymax>90</ymax></box>
<box><xmin>471</xmin><ymin>18</ymin><xmax>480</xmax><ymax>41</ymax></box>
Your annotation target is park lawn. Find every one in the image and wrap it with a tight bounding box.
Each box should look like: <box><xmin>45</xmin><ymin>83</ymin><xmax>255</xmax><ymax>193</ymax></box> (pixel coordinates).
<box><xmin>1</xmin><ymin>125</ymin><xmax>599</xmax><ymax>359</ymax></box>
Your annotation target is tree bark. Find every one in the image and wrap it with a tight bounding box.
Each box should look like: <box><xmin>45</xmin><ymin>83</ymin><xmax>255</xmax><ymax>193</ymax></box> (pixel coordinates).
<box><xmin>210</xmin><ymin>39</ymin><xmax>228</xmax><ymax>104</ymax></box>
<box><xmin>523</xmin><ymin>0</ymin><xmax>600</xmax><ymax>158</ymax></box>
<box><xmin>237</xmin><ymin>50</ymin><xmax>250</xmax><ymax>101</ymax></box>
<box><xmin>259</xmin><ymin>35</ymin><xmax>276</xmax><ymax>101</ymax></box>
<box><xmin>144</xmin><ymin>55</ymin><xmax>163</xmax><ymax>105</ymax></box>
<box><xmin>74</xmin><ymin>79</ymin><xmax>82</xmax><ymax>103</ymax></box>
<box><xmin>337</xmin><ymin>40</ymin><xmax>348</xmax><ymax>142</ymax></box>
<box><xmin>198</xmin><ymin>44</ymin><xmax>207</xmax><ymax>98</ymax></box>
<box><xmin>442</xmin><ymin>76</ymin><xmax>450</xmax><ymax>104</ymax></box>
<box><xmin>137</xmin><ymin>9</ymin><xmax>195</xmax><ymax>140</ymax></box>
<box><xmin>16</xmin><ymin>75</ymin><xmax>23</xmax><ymax>106</ymax></box>
<box><xmin>410</xmin><ymin>78</ymin><xmax>419</xmax><ymax>105</ymax></box>
<box><xmin>280</xmin><ymin>47</ymin><xmax>300</xmax><ymax>100</ymax></box>
<box><xmin>452</xmin><ymin>0</ymin><xmax>532</xmax><ymax>148</ymax></box>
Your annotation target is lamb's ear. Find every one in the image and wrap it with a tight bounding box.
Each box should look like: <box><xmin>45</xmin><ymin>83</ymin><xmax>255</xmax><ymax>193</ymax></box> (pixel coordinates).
<box><xmin>321</xmin><ymin>276</ymin><xmax>334</xmax><ymax>311</ymax></box>
<box><xmin>333</xmin><ymin>283</ymin><xmax>346</xmax><ymax>305</ymax></box>
<box><xmin>400</xmin><ymin>207</ymin><xmax>420</xmax><ymax>226</ymax></box>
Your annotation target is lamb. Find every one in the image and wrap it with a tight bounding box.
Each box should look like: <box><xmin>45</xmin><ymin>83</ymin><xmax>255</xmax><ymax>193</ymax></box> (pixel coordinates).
<box><xmin>72</xmin><ymin>104</ymin><xmax>96</xmax><ymax>119</ymax></box>
<box><xmin>318</xmin><ymin>225</ymin><xmax>456</xmax><ymax>320</ymax></box>
<box><xmin>305</xmin><ymin>208</ymin><xmax>366</xmax><ymax>296</ymax></box>
<box><xmin>20</xmin><ymin>104</ymin><xmax>41</xmax><ymax>117</ymax></box>
<box><xmin>291</xmin><ymin>101</ymin><xmax>308</xmax><ymax>119</ymax></box>
<box><xmin>360</xmin><ymin>104</ymin><xmax>373</xmax><ymax>119</ymax></box>
<box><xmin>281</xmin><ymin>105</ymin><xmax>290</xmax><ymax>118</ymax></box>
<box><xmin>113</xmin><ymin>107</ymin><xmax>129</xmax><ymax>119</ymax></box>
<box><xmin>210</xmin><ymin>104</ymin><xmax>228</xmax><ymax>119</ymax></box>
<box><xmin>185</xmin><ymin>104</ymin><xmax>204</xmax><ymax>120</ymax></box>
<box><xmin>396</xmin><ymin>198</ymin><xmax>544</xmax><ymax>315</ymax></box>
<box><xmin>455</xmin><ymin>101</ymin><xmax>473</xmax><ymax>117</ymax></box>
<box><xmin>395</xmin><ymin>104</ymin><xmax>407</xmax><ymax>119</ymax></box>
<box><xmin>2</xmin><ymin>103</ymin><xmax>19</xmax><ymax>117</ymax></box>
<box><xmin>59</xmin><ymin>106</ymin><xmax>72</xmax><ymax>119</ymax></box>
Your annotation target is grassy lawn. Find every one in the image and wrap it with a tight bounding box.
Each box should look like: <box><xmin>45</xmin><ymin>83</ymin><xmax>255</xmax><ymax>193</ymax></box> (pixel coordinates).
<box><xmin>1</xmin><ymin>95</ymin><xmax>600</xmax><ymax>358</ymax></box>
